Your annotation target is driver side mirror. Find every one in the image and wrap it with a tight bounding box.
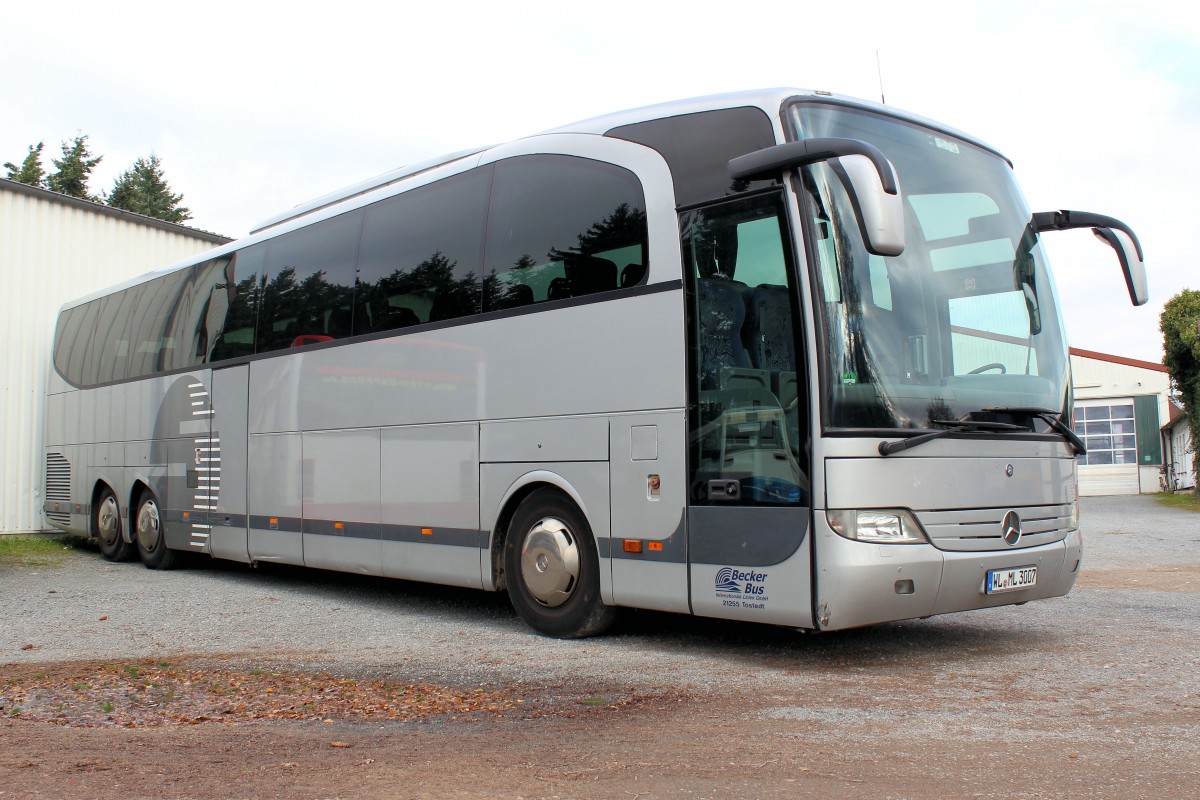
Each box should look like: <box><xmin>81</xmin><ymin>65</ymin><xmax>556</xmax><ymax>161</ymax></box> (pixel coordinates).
<box><xmin>730</xmin><ymin>137</ymin><xmax>906</xmax><ymax>257</ymax></box>
<box><xmin>1033</xmin><ymin>210</ymin><xmax>1148</xmax><ymax>306</ymax></box>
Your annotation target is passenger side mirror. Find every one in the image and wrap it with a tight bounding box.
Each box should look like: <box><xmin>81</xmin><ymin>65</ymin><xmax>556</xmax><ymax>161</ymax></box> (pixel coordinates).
<box><xmin>1033</xmin><ymin>210</ymin><xmax>1147</xmax><ymax>306</ymax></box>
<box><xmin>1093</xmin><ymin>227</ymin><xmax>1148</xmax><ymax>307</ymax></box>
<box><xmin>729</xmin><ymin>137</ymin><xmax>906</xmax><ymax>257</ymax></box>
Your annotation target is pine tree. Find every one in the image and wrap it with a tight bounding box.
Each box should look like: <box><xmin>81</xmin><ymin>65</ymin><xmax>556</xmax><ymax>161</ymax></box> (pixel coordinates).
<box><xmin>47</xmin><ymin>134</ymin><xmax>102</xmax><ymax>199</ymax></box>
<box><xmin>107</xmin><ymin>153</ymin><xmax>192</xmax><ymax>222</ymax></box>
<box><xmin>4</xmin><ymin>141</ymin><xmax>47</xmax><ymax>186</ymax></box>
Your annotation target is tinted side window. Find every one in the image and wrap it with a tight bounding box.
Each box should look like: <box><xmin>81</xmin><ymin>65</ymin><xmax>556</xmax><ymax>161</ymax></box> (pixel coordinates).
<box><xmin>91</xmin><ymin>286</ymin><xmax>142</xmax><ymax>384</ymax></box>
<box><xmin>356</xmin><ymin>167</ymin><xmax>491</xmax><ymax>332</ymax></box>
<box><xmin>162</xmin><ymin>258</ymin><xmax>231</xmax><ymax>371</ymax></box>
<box><xmin>483</xmin><ymin>155</ymin><xmax>647</xmax><ymax>312</ymax></box>
<box><xmin>125</xmin><ymin>270</ymin><xmax>191</xmax><ymax>379</ymax></box>
<box><xmin>257</xmin><ymin>210</ymin><xmax>363</xmax><ymax>353</ymax></box>
<box><xmin>208</xmin><ymin>246</ymin><xmax>262</xmax><ymax>362</ymax></box>
<box><xmin>606</xmin><ymin>107</ymin><xmax>777</xmax><ymax>208</ymax></box>
<box><xmin>54</xmin><ymin>302</ymin><xmax>98</xmax><ymax>386</ymax></box>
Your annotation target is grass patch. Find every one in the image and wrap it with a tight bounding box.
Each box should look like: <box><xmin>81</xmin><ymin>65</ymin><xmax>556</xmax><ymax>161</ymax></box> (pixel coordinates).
<box><xmin>0</xmin><ymin>535</ymin><xmax>75</xmax><ymax>566</ymax></box>
<box><xmin>1155</xmin><ymin>491</ymin><xmax>1200</xmax><ymax>512</ymax></box>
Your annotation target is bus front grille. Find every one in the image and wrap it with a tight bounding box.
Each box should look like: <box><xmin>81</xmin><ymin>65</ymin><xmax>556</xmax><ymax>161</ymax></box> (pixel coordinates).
<box><xmin>916</xmin><ymin>504</ymin><xmax>1072</xmax><ymax>552</ymax></box>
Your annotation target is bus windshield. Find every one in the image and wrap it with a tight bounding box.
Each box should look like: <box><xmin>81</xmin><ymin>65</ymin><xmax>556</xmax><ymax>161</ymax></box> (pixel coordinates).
<box><xmin>790</xmin><ymin>102</ymin><xmax>1071</xmax><ymax>432</ymax></box>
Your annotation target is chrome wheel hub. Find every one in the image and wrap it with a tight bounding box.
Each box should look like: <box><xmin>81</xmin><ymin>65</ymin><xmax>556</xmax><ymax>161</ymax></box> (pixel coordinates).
<box><xmin>136</xmin><ymin>499</ymin><xmax>162</xmax><ymax>552</ymax></box>
<box><xmin>97</xmin><ymin>496</ymin><xmax>120</xmax><ymax>546</ymax></box>
<box><xmin>520</xmin><ymin>517</ymin><xmax>579</xmax><ymax>607</ymax></box>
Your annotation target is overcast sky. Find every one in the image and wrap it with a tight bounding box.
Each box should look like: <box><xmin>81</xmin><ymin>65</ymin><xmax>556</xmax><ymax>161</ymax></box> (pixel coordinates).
<box><xmin>4</xmin><ymin>1</ymin><xmax>1195</xmax><ymax>362</ymax></box>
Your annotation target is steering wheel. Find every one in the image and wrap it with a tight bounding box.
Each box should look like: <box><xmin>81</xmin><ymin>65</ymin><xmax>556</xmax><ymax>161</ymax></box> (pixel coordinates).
<box><xmin>968</xmin><ymin>362</ymin><xmax>1007</xmax><ymax>375</ymax></box>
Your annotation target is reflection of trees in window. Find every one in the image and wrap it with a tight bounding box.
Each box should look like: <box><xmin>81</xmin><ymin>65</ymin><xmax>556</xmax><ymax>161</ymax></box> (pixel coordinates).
<box><xmin>487</xmin><ymin>203</ymin><xmax>648</xmax><ymax>309</ymax></box>
<box><xmin>355</xmin><ymin>251</ymin><xmax>483</xmax><ymax>330</ymax></box>
<box><xmin>555</xmin><ymin>202</ymin><xmax>647</xmax><ymax>262</ymax></box>
<box><xmin>208</xmin><ymin>270</ymin><xmax>260</xmax><ymax>362</ymax></box>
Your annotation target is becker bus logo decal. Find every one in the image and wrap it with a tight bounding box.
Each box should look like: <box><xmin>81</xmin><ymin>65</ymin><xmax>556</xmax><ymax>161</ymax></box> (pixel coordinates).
<box><xmin>715</xmin><ymin>567</ymin><xmax>769</xmax><ymax>610</ymax></box>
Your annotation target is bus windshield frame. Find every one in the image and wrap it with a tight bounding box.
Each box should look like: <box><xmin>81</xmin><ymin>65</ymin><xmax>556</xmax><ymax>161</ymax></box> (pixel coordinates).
<box><xmin>787</xmin><ymin>100</ymin><xmax>1072</xmax><ymax>435</ymax></box>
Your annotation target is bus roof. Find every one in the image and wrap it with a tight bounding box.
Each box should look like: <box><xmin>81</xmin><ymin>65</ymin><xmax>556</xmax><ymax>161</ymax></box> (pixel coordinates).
<box><xmin>56</xmin><ymin>88</ymin><xmax>1007</xmax><ymax>313</ymax></box>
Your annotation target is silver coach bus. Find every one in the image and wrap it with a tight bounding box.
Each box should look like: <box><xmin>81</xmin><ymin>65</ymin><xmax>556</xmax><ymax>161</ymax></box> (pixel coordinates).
<box><xmin>43</xmin><ymin>89</ymin><xmax>1147</xmax><ymax>637</ymax></box>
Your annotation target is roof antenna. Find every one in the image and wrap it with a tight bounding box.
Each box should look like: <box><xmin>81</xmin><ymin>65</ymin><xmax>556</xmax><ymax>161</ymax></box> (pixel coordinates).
<box><xmin>876</xmin><ymin>50</ymin><xmax>887</xmax><ymax>105</ymax></box>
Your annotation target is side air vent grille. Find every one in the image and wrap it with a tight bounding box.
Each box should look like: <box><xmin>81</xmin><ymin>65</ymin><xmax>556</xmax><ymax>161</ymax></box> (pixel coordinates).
<box><xmin>45</xmin><ymin>453</ymin><xmax>72</xmax><ymax>526</ymax></box>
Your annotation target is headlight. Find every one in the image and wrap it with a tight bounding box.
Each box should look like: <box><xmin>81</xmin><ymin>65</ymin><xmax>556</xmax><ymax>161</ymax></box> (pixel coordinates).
<box><xmin>826</xmin><ymin>509</ymin><xmax>928</xmax><ymax>544</ymax></box>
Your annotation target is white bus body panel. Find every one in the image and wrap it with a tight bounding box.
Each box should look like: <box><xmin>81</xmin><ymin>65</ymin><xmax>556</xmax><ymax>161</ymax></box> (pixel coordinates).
<box><xmin>608</xmin><ymin>411</ymin><xmax>690</xmax><ymax>614</ymax></box>
<box><xmin>381</xmin><ymin>422</ymin><xmax>482</xmax><ymax>589</ymax></box>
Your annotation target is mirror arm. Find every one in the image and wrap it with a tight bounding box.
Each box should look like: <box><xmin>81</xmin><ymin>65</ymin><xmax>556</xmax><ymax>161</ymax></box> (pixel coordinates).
<box><xmin>729</xmin><ymin>137</ymin><xmax>898</xmax><ymax>194</ymax></box>
<box><xmin>1032</xmin><ymin>210</ymin><xmax>1144</xmax><ymax>261</ymax></box>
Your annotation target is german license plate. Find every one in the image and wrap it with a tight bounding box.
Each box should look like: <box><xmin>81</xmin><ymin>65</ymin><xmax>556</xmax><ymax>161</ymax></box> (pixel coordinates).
<box><xmin>986</xmin><ymin>566</ymin><xmax>1037</xmax><ymax>594</ymax></box>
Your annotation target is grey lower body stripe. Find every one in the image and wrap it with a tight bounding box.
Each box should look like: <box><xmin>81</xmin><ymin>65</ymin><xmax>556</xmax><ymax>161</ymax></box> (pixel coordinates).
<box><xmin>599</xmin><ymin>512</ymin><xmax>687</xmax><ymax>563</ymax></box>
<box><xmin>245</xmin><ymin>515</ymin><xmax>485</xmax><ymax>547</ymax></box>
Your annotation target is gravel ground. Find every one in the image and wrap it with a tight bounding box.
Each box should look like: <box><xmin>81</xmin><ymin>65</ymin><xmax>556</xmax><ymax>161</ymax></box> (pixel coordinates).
<box><xmin>2</xmin><ymin>493</ymin><xmax>1198</xmax><ymax>799</ymax></box>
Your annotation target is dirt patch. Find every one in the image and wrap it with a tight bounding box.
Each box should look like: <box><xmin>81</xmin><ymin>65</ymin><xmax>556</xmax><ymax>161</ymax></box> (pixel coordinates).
<box><xmin>0</xmin><ymin>657</ymin><xmax>696</xmax><ymax>799</ymax></box>
<box><xmin>1</xmin><ymin>657</ymin><xmax>673</xmax><ymax>732</ymax></box>
<box><xmin>2</xmin><ymin>659</ymin><xmax>518</xmax><ymax>728</ymax></box>
<box><xmin>1076</xmin><ymin>565</ymin><xmax>1200</xmax><ymax>592</ymax></box>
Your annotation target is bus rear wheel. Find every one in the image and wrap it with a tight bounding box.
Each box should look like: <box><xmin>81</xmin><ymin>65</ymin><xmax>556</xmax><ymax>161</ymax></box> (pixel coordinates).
<box><xmin>135</xmin><ymin>490</ymin><xmax>182</xmax><ymax>570</ymax></box>
<box><xmin>504</xmin><ymin>489</ymin><xmax>615</xmax><ymax>638</ymax></box>
<box><xmin>95</xmin><ymin>487</ymin><xmax>136</xmax><ymax>562</ymax></box>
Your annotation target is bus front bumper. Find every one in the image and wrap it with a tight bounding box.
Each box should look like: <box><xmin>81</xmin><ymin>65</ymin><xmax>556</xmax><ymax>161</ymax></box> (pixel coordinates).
<box><xmin>813</xmin><ymin>523</ymin><xmax>1082</xmax><ymax>631</ymax></box>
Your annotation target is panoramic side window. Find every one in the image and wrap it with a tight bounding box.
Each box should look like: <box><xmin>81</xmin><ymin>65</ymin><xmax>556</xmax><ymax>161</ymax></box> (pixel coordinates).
<box><xmin>256</xmin><ymin>210</ymin><xmax>363</xmax><ymax>353</ymax></box>
<box><xmin>482</xmin><ymin>155</ymin><xmax>647</xmax><ymax>312</ymax></box>
<box><xmin>55</xmin><ymin>301</ymin><xmax>99</xmax><ymax>387</ymax></box>
<box><xmin>207</xmin><ymin>246</ymin><xmax>262</xmax><ymax>362</ymax></box>
<box><xmin>356</xmin><ymin>167</ymin><xmax>491</xmax><ymax>333</ymax></box>
<box><xmin>125</xmin><ymin>270</ymin><xmax>192</xmax><ymax>379</ymax></box>
<box><xmin>90</xmin><ymin>285</ymin><xmax>142</xmax><ymax>384</ymax></box>
<box><xmin>162</xmin><ymin>258</ymin><xmax>232</xmax><ymax>371</ymax></box>
<box><xmin>682</xmin><ymin>192</ymin><xmax>807</xmax><ymax>506</ymax></box>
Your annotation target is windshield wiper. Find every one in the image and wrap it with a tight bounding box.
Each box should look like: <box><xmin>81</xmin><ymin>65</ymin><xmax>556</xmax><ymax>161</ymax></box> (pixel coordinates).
<box><xmin>984</xmin><ymin>406</ymin><xmax>1087</xmax><ymax>455</ymax></box>
<box><xmin>878</xmin><ymin>419</ymin><xmax>1028</xmax><ymax>456</ymax></box>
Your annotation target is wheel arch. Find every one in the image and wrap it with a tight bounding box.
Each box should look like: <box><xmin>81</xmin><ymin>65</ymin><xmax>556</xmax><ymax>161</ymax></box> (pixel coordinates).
<box><xmin>487</xmin><ymin>471</ymin><xmax>597</xmax><ymax>593</ymax></box>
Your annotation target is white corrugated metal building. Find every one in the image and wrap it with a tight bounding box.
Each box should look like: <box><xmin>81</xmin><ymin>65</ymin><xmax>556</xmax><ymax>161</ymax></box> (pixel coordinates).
<box><xmin>1070</xmin><ymin>347</ymin><xmax>1170</xmax><ymax>496</ymax></box>
<box><xmin>0</xmin><ymin>177</ymin><xmax>229</xmax><ymax>533</ymax></box>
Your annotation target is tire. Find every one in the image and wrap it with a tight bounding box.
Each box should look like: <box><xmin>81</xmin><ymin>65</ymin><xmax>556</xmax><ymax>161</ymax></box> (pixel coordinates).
<box><xmin>94</xmin><ymin>486</ymin><xmax>136</xmax><ymax>562</ymax></box>
<box><xmin>135</xmin><ymin>490</ymin><xmax>182</xmax><ymax>570</ymax></box>
<box><xmin>504</xmin><ymin>489</ymin><xmax>616</xmax><ymax>638</ymax></box>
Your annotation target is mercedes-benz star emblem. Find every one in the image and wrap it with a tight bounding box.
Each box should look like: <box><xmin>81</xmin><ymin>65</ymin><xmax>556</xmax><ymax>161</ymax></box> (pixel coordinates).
<box><xmin>1001</xmin><ymin>510</ymin><xmax>1022</xmax><ymax>546</ymax></box>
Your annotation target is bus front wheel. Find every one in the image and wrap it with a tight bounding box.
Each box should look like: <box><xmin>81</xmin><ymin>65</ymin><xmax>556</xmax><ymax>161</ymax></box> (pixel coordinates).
<box><xmin>504</xmin><ymin>489</ymin><xmax>615</xmax><ymax>638</ymax></box>
<box><xmin>135</xmin><ymin>490</ymin><xmax>182</xmax><ymax>570</ymax></box>
<box><xmin>95</xmin><ymin>486</ymin><xmax>136</xmax><ymax>562</ymax></box>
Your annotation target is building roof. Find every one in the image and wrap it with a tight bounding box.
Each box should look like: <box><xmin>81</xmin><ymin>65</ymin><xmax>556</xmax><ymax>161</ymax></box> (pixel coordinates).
<box><xmin>0</xmin><ymin>176</ymin><xmax>231</xmax><ymax>244</ymax></box>
<box><xmin>1069</xmin><ymin>346</ymin><xmax>1168</xmax><ymax>374</ymax></box>
<box><xmin>1161</xmin><ymin>399</ymin><xmax>1187</xmax><ymax>432</ymax></box>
